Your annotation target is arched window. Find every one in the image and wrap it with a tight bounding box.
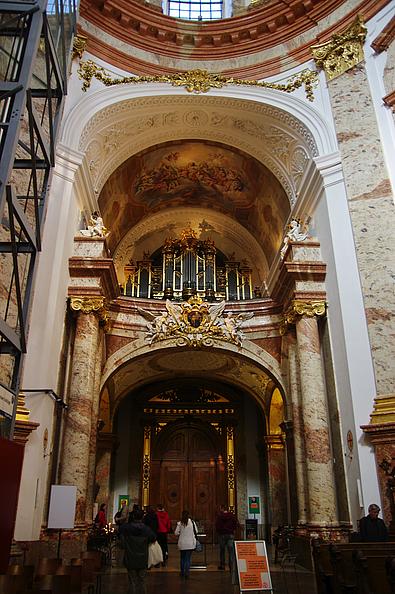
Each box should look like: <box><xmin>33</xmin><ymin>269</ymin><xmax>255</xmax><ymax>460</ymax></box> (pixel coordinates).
<box><xmin>166</xmin><ymin>0</ymin><xmax>223</xmax><ymax>21</ymax></box>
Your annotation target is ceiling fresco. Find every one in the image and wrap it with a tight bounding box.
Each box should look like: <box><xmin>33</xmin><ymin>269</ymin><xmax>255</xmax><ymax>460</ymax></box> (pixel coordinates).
<box><xmin>98</xmin><ymin>140</ymin><xmax>290</xmax><ymax>266</ymax></box>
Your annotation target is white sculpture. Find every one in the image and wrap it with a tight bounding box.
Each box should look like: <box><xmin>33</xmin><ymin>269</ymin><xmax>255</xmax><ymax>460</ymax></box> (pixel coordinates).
<box><xmin>280</xmin><ymin>218</ymin><xmax>309</xmax><ymax>259</ymax></box>
<box><xmin>80</xmin><ymin>212</ymin><xmax>108</xmax><ymax>238</ymax></box>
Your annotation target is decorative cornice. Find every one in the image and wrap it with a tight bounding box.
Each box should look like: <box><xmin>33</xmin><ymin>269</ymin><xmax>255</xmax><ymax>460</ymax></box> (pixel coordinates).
<box><xmin>69</xmin><ymin>296</ymin><xmax>109</xmax><ymax>324</ymax></box>
<box><xmin>265</xmin><ymin>434</ymin><xmax>284</xmax><ymax>450</ymax></box>
<box><xmin>383</xmin><ymin>90</ymin><xmax>395</xmax><ymax>112</ymax></box>
<box><xmin>368</xmin><ymin>394</ymin><xmax>395</xmax><ymax>425</ymax></box>
<box><xmin>311</xmin><ymin>16</ymin><xmax>367</xmax><ymax>81</ymax></box>
<box><xmin>14</xmin><ymin>392</ymin><xmax>39</xmax><ymax>446</ymax></box>
<box><xmin>371</xmin><ymin>15</ymin><xmax>395</xmax><ymax>53</ymax></box>
<box><xmin>280</xmin><ymin>299</ymin><xmax>327</xmax><ymax>334</ymax></box>
<box><xmin>69</xmin><ymin>256</ymin><xmax>119</xmax><ymax>302</ymax></box>
<box><xmin>78</xmin><ymin>60</ymin><xmax>318</xmax><ymax>101</ymax></box>
<box><xmin>79</xmin><ymin>0</ymin><xmax>389</xmax><ymax>65</ymax></box>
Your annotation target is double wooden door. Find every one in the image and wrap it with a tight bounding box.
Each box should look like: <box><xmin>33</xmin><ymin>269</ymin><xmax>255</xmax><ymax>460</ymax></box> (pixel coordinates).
<box><xmin>149</xmin><ymin>421</ymin><xmax>226</xmax><ymax>537</ymax></box>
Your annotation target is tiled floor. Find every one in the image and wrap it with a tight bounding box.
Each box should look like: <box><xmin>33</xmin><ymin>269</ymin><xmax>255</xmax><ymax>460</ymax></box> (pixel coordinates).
<box><xmin>102</xmin><ymin>543</ymin><xmax>317</xmax><ymax>594</ymax></box>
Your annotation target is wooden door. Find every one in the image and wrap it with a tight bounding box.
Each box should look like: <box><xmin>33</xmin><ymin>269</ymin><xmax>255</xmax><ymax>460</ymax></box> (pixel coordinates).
<box><xmin>149</xmin><ymin>421</ymin><xmax>225</xmax><ymax>536</ymax></box>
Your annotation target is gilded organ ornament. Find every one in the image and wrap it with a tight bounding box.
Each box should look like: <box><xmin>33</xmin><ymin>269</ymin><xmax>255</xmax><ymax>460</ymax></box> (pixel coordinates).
<box><xmin>311</xmin><ymin>16</ymin><xmax>367</xmax><ymax>81</ymax></box>
<box><xmin>138</xmin><ymin>296</ymin><xmax>253</xmax><ymax>347</ymax></box>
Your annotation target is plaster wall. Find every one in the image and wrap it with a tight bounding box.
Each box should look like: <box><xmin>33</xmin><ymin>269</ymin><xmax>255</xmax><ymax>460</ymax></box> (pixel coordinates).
<box><xmin>313</xmin><ymin>161</ymin><xmax>380</xmax><ymax>525</ymax></box>
<box><xmin>14</xmin><ymin>393</ymin><xmax>55</xmax><ymax>540</ymax></box>
<box><xmin>365</xmin><ymin>4</ymin><xmax>395</xmax><ymax>194</ymax></box>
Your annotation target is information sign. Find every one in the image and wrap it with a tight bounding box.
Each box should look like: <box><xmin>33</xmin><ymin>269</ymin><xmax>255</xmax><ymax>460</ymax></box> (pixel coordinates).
<box><xmin>234</xmin><ymin>540</ymin><xmax>272</xmax><ymax>592</ymax></box>
<box><xmin>248</xmin><ymin>496</ymin><xmax>260</xmax><ymax>515</ymax></box>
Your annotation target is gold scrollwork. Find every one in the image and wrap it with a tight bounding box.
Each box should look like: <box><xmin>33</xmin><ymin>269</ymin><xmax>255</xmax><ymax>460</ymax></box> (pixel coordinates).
<box><xmin>72</xmin><ymin>34</ymin><xmax>88</xmax><ymax>60</ymax></box>
<box><xmin>280</xmin><ymin>299</ymin><xmax>327</xmax><ymax>334</ymax></box>
<box><xmin>69</xmin><ymin>296</ymin><xmax>109</xmax><ymax>325</ymax></box>
<box><xmin>142</xmin><ymin>454</ymin><xmax>150</xmax><ymax>489</ymax></box>
<box><xmin>227</xmin><ymin>454</ymin><xmax>235</xmax><ymax>490</ymax></box>
<box><xmin>311</xmin><ymin>16</ymin><xmax>367</xmax><ymax>81</ymax></box>
<box><xmin>78</xmin><ymin>61</ymin><xmax>318</xmax><ymax>101</ymax></box>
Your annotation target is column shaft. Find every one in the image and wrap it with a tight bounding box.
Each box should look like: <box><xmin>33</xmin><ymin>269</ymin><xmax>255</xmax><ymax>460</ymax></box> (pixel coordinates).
<box><xmin>61</xmin><ymin>312</ymin><xmax>99</xmax><ymax>525</ymax></box>
<box><xmin>288</xmin><ymin>333</ymin><xmax>308</xmax><ymax>524</ymax></box>
<box><xmin>296</xmin><ymin>316</ymin><xmax>337</xmax><ymax>524</ymax></box>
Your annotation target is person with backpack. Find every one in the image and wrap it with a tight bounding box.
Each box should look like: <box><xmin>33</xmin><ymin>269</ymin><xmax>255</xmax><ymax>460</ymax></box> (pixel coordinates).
<box><xmin>119</xmin><ymin>509</ymin><xmax>156</xmax><ymax>594</ymax></box>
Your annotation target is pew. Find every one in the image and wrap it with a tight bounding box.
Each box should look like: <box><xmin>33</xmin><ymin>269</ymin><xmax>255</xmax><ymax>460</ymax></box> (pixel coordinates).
<box><xmin>312</xmin><ymin>540</ymin><xmax>395</xmax><ymax>594</ymax></box>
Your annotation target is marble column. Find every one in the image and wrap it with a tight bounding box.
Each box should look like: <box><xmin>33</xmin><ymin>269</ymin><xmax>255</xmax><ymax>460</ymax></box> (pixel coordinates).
<box><xmin>265</xmin><ymin>435</ymin><xmax>288</xmax><ymax>528</ymax></box>
<box><xmin>60</xmin><ymin>309</ymin><xmax>100</xmax><ymax>526</ymax></box>
<box><xmin>296</xmin><ymin>315</ymin><xmax>337</xmax><ymax>525</ymax></box>
<box><xmin>85</xmin><ymin>330</ymin><xmax>104</xmax><ymax>524</ymax></box>
<box><xmin>287</xmin><ymin>332</ymin><xmax>308</xmax><ymax>525</ymax></box>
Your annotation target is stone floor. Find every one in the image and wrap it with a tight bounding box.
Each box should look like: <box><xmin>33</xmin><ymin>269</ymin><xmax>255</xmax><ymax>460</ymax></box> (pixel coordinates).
<box><xmin>102</xmin><ymin>543</ymin><xmax>318</xmax><ymax>594</ymax></box>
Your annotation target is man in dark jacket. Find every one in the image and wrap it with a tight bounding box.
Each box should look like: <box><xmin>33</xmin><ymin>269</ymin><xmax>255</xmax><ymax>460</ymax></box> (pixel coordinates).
<box><xmin>359</xmin><ymin>503</ymin><xmax>389</xmax><ymax>542</ymax></box>
<box><xmin>216</xmin><ymin>504</ymin><xmax>237</xmax><ymax>570</ymax></box>
<box><xmin>119</xmin><ymin>509</ymin><xmax>156</xmax><ymax>594</ymax></box>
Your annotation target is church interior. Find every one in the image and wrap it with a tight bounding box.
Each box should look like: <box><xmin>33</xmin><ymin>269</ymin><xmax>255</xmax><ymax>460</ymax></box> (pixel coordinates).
<box><xmin>0</xmin><ymin>0</ymin><xmax>394</xmax><ymax>591</ymax></box>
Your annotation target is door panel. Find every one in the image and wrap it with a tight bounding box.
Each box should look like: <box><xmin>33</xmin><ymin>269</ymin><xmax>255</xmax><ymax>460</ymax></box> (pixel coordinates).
<box><xmin>160</xmin><ymin>462</ymin><xmax>187</xmax><ymax>523</ymax></box>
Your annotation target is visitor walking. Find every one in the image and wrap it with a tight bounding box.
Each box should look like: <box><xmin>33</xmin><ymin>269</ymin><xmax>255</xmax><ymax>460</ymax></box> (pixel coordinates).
<box><xmin>119</xmin><ymin>509</ymin><xmax>156</xmax><ymax>594</ymax></box>
<box><xmin>156</xmin><ymin>503</ymin><xmax>171</xmax><ymax>566</ymax></box>
<box><xmin>174</xmin><ymin>510</ymin><xmax>196</xmax><ymax>579</ymax></box>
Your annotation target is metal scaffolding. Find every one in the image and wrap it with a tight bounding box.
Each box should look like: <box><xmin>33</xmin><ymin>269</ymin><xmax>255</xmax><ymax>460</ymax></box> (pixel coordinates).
<box><xmin>0</xmin><ymin>0</ymin><xmax>76</xmax><ymax>437</ymax></box>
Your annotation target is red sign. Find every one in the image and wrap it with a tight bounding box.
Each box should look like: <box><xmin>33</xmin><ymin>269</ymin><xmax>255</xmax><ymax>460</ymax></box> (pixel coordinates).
<box><xmin>234</xmin><ymin>540</ymin><xmax>272</xmax><ymax>591</ymax></box>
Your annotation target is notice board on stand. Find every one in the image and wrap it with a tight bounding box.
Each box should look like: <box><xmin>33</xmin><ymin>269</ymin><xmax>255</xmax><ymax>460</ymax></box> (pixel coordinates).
<box><xmin>234</xmin><ymin>540</ymin><xmax>272</xmax><ymax>592</ymax></box>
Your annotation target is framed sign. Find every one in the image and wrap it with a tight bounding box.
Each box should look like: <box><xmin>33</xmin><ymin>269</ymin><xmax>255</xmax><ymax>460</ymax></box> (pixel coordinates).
<box><xmin>118</xmin><ymin>495</ymin><xmax>130</xmax><ymax>510</ymax></box>
<box><xmin>234</xmin><ymin>540</ymin><xmax>272</xmax><ymax>591</ymax></box>
<box><xmin>47</xmin><ymin>485</ymin><xmax>77</xmax><ymax>529</ymax></box>
<box><xmin>248</xmin><ymin>496</ymin><xmax>260</xmax><ymax>515</ymax></box>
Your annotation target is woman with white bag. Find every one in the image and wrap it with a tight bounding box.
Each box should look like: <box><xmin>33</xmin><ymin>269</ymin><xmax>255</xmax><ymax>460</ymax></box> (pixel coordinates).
<box><xmin>174</xmin><ymin>510</ymin><xmax>196</xmax><ymax>579</ymax></box>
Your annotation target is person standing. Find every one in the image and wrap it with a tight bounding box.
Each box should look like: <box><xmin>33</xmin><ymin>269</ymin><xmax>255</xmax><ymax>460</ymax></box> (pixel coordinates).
<box><xmin>156</xmin><ymin>503</ymin><xmax>171</xmax><ymax>566</ymax></box>
<box><xmin>216</xmin><ymin>504</ymin><xmax>237</xmax><ymax>570</ymax></box>
<box><xmin>144</xmin><ymin>506</ymin><xmax>159</xmax><ymax>536</ymax></box>
<box><xmin>119</xmin><ymin>509</ymin><xmax>156</xmax><ymax>594</ymax></box>
<box><xmin>174</xmin><ymin>510</ymin><xmax>196</xmax><ymax>579</ymax></box>
<box><xmin>359</xmin><ymin>503</ymin><xmax>389</xmax><ymax>542</ymax></box>
<box><xmin>95</xmin><ymin>503</ymin><xmax>107</xmax><ymax>530</ymax></box>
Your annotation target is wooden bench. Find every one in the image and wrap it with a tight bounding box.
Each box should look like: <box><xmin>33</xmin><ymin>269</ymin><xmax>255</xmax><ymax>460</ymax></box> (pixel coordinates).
<box><xmin>312</xmin><ymin>540</ymin><xmax>395</xmax><ymax>594</ymax></box>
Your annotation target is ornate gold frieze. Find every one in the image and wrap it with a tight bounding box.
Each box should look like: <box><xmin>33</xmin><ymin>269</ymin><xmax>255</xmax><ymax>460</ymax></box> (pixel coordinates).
<box><xmin>78</xmin><ymin>61</ymin><xmax>318</xmax><ymax>101</ymax></box>
<box><xmin>311</xmin><ymin>16</ymin><xmax>367</xmax><ymax>81</ymax></box>
<box><xmin>226</xmin><ymin>425</ymin><xmax>235</xmax><ymax>511</ymax></box>
<box><xmin>69</xmin><ymin>296</ymin><xmax>109</xmax><ymax>325</ymax></box>
<box><xmin>142</xmin><ymin>425</ymin><xmax>152</xmax><ymax>507</ymax></box>
<box><xmin>139</xmin><ymin>296</ymin><xmax>253</xmax><ymax>348</ymax></box>
<box><xmin>280</xmin><ymin>299</ymin><xmax>327</xmax><ymax>334</ymax></box>
<box><xmin>72</xmin><ymin>34</ymin><xmax>88</xmax><ymax>60</ymax></box>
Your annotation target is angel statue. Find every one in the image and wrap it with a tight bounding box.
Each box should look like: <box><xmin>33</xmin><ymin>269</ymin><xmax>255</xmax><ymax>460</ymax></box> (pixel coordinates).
<box><xmin>280</xmin><ymin>218</ymin><xmax>309</xmax><ymax>259</ymax></box>
<box><xmin>80</xmin><ymin>211</ymin><xmax>108</xmax><ymax>238</ymax></box>
<box><xmin>137</xmin><ymin>308</ymin><xmax>172</xmax><ymax>344</ymax></box>
<box><xmin>219</xmin><ymin>312</ymin><xmax>254</xmax><ymax>346</ymax></box>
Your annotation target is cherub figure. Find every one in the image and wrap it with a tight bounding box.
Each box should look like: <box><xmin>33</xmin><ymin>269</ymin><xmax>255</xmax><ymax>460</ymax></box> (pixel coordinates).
<box><xmin>280</xmin><ymin>218</ymin><xmax>309</xmax><ymax>259</ymax></box>
<box><xmin>81</xmin><ymin>211</ymin><xmax>108</xmax><ymax>238</ymax></box>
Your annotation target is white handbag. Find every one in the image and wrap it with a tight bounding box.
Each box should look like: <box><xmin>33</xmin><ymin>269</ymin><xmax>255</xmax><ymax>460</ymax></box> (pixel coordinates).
<box><xmin>148</xmin><ymin>540</ymin><xmax>164</xmax><ymax>568</ymax></box>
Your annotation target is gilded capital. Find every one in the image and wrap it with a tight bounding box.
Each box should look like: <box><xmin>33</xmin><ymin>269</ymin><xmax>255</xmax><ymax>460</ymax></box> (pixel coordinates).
<box><xmin>69</xmin><ymin>296</ymin><xmax>109</xmax><ymax>325</ymax></box>
<box><xmin>72</xmin><ymin>34</ymin><xmax>88</xmax><ymax>60</ymax></box>
<box><xmin>311</xmin><ymin>16</ymin><xmax>367</xmax><ymax>80</ymax></box>
<box><xmin>280</xmin><ymin>299</ymin><xmax>326</xmax><ymax>334</ymax></box>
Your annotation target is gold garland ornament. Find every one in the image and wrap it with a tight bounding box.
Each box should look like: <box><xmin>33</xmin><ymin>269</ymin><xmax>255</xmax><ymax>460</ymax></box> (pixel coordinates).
<box><xmin>311</xmin><ymin>16</ymin><xmax>367</xmax><ymax>81</ymax></box>
<box><xmin>78</xmin><ymin>61</ymin><xmax>318</xmax><ymax>101</ymax></box>
<box><xmin>69</xmin><ymin>296</ymin><xmax>109</xmax><ymax>326</ymax></box>
<box><xmin>280</xmin><ymin>299</ymin><xmax>326</xmax><ymax>335</ymax></box>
